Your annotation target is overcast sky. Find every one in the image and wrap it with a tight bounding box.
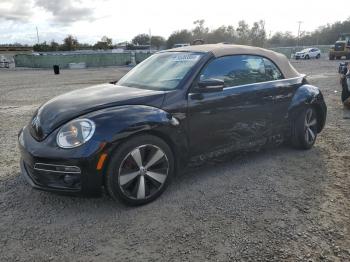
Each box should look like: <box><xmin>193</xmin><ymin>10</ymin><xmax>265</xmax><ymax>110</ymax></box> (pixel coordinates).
<box><xmin>0</xmin><ymin>0</ymin><xmax>349</xmax><ymax>45</ymax></box>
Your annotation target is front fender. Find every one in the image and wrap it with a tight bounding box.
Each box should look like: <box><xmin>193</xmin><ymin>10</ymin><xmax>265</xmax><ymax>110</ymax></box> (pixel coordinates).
<box><xmin>288</xmin><ymin>84</ymin><xmax>327</xmax><ymax>132</ymax></box>
<box><xmin>84</xmin><ymin>105</ymin><xmax>189</xmax><ymax>162</ymax></box>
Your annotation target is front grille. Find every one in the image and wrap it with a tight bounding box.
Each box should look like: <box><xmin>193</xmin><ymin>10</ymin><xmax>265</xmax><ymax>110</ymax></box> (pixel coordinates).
<box><xmin>335</xmin><ymin>43</ymin><xmax>345</xmax><ymax>51</ymax></box>
<box><xmin>24</xmin><ymin>162</ymin><xmax>81</xmax><ymax>191</ymax></box>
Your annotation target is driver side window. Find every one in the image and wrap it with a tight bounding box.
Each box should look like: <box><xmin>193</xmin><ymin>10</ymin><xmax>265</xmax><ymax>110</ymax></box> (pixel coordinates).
<box><xmin>199</xmin><ymin>55</ymin><xmax>282</xmax><ymax>88</ymax></box>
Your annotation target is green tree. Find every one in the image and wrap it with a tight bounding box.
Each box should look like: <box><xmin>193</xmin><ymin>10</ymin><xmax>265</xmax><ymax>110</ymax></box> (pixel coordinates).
<box><xmin>192</xmin><ymin>19</ymin><xmax>209</xmax><ymax>41</ymax></box>
<box><xmin>78</xmin><ymin>43</ymin><xmax>93</xmax><ymax>50</ymax></box>
<box><xmin>50</xmin><ymin>40</ymin><xmax>59</xmax><ymax>51</ymax></box>
<box><xmin>132</xmin><ymin>34</ymin><xmax>150</xmax><ymax>45</ymax></box>
<box><xmin>151</xmin><ymin>36</ymin><xmax>165</xmax><ymax>49</ymax></box>
<box><xmin>301</xmin><ymin>19</ymin><xmax>350</xmax><ymax>45</ymax></box>
<box><xmin>250</xmin><ymin>20</ymin><xmax>266</xmax><ymax>47</ymax></box>
<box><xmin>166</xmin><ymin>29</ymin><xmax>193</xmax><ymax>48</ymax></box>
<box><xmin>236</xmin><ymin>20</ymin><xmax>250</xmax><ymax>45</ymax></box>
<box><xmin>93</xmin><ymin>36</ymin><xmax>113</xmax><ymax>50</ymax></box>
<box><xmin>33</xmin><ymin>41</ymin><xmax>51</xmax><ymax>52</ymax></box>
<box><xmin>60</xmin><ymin>35</ymin><xmax>79</xmax><ymax>51</ymax></box>
<box><xmin>206</xmin><ymin>25</ymin><xmax>236</xmax><ymax>44</ymax></box>
<box><xmin>267</xmin><ymin>31</ymin><xmax>296</xmax><ymax>47</ymax></box>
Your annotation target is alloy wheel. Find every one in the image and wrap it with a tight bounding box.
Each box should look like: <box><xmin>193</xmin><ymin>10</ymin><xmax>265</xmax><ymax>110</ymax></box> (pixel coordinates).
<box><xmin>304</xmin><ymin>108</ymin><xmax>317</xmax><ymax>144</ymax></box>
<box><xmin>118</xmin><ymin>144</ymin><xmax>169</xmax><ymax>200</ymax></box>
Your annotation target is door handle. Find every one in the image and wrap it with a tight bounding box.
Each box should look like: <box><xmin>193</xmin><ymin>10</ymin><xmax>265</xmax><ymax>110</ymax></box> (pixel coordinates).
<box><xmin>263</xmin><ymin>95</ymin><xmax>274</xmax><ymax>101</ymax></box>
<box><xmin>189</xmin><ymin>93</ymin><xmax>204</xmax><ymax>100</ymax></box>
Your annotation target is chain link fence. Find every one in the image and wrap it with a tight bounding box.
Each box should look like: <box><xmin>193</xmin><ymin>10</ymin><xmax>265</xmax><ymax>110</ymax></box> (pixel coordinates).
<box><xmin>13</xmin><ymin>45</ymin><xmax>333</xmax><ymax>68</ymax></box>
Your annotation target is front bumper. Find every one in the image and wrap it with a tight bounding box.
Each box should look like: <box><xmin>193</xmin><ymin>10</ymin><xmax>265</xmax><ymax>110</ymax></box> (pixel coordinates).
<box><xmin>20</xmin><ymin>159</ymin><xmax>83</xmax><ymax>193</ymax></box>
<box><xmin>18</xmin><ymin>126</ymin><xmax>106</xmax><ymax>196</ymax></box>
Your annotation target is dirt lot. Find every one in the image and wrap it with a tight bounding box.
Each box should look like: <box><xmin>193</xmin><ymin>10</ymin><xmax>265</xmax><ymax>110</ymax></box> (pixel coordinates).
<box><xmin>0</xmin><ymin>60</ymin><xmax>349</xmax><ymax>261</ymax></box>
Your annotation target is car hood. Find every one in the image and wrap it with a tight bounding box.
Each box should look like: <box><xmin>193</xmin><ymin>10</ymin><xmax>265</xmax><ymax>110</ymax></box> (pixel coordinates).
<box><xmin>29</xmin><ymin>83</ymin><xmax>166</xmax><ymax>141</ymax></box>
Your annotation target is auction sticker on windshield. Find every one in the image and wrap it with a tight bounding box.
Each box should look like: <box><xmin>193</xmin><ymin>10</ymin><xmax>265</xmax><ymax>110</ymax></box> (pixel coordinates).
<box><xmin>171</xmin><ymin>54</ymin><xmax>201</xmax><ymax>62</ymax></box>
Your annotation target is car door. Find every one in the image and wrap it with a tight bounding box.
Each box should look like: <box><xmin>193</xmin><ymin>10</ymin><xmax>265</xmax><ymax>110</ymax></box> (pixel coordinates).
<box><xmin>310</xmin><ymin>49</ymin><xmax>318</xmax><ymax>58</ymax></box>
<box><xmin>187</xmin><ymin>55</ymin><xmax>278</xmax><ymax>156</ymax></box>
<box><xmin>263</xmin><ymin>57</ymin><xmax>297</xmax><ymax>133</ymax></box>
<box><xmin>315</xmin><ymin>49</ymin><xmax>320</xmax><ymax>57</ymax></box>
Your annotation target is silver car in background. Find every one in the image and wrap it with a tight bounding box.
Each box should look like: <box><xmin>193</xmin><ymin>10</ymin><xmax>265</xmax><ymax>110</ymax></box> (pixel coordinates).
<box><xmin>295</xmin><ymin>48</ymin><xmax>321</xmax><ymax>60</ymax></box>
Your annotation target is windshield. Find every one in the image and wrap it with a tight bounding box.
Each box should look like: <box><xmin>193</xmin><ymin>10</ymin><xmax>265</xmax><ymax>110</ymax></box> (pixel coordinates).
<box><xmin>118</xmin><ymin>52</ymin><xmax>203</xmax><ymax>90</ymax></box>
<box><xmin>300</xmin><ymin>48</ymin><xmax>311</xmax><ymax>53</ymax></box>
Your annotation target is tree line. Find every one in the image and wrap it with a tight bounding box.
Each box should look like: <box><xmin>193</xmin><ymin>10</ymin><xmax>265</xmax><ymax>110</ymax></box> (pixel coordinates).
<box><xmin>30</xmin><ymin>18</ymin><xmax>350</xmax><ymax>52</ymax></box>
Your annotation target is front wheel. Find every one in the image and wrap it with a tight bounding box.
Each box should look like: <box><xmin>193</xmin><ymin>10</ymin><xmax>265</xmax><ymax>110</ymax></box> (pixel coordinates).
<box><xmin>316</xmin><ymin>54</ymin><xmax>320</xmax><ymax>59</ymax></box>
<box><xmin>291</xmin><ymin>107</ymin><xmax>318</xmax><ymax>150</ymax></box>
<box><xmin>105</xmin><ymin>134</ymin><xmax>175</xmax><ymax>205</ymax></box>
<box><xmin>305</xmin><ymin>55</ymin><xmax>310</xmax><ymax>60</ymax></box>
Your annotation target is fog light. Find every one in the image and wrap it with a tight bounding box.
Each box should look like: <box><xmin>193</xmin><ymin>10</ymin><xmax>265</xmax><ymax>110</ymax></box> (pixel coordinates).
<box><xmin>63</xmin><ymin>174</ymin><xmax>79</xmax><ymax>185</ymax></box>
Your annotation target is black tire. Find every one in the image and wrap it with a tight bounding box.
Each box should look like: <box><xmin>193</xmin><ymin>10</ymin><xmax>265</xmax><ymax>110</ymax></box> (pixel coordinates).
<box><xmin>305</xmin><ymin>55</ymin><xmax>310</xmax><ymax>60</ymax></box>
<box><xmin>291</xmin><ymin>106</ymin><xmax>318</xmax><ymax>150</ymax></box>
<box><xmin>105</xmin><ymin>134</ymin><xmax>175</xmax><ymax>206</ymax></box>
<box><xmin>316</xmin><ymin>54</ymin><xmax>320</xmax><ymax>59</ymax></box>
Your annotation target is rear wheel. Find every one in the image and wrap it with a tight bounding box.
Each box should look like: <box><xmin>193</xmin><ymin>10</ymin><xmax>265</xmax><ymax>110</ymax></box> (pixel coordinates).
<box><xmin>105</xmin><ymin>134</ymin><xmax>175</xmax><ymax>205</ymax></box>
<box><xmin>291</xmin><ymin>107</ymin><xmax>318</xmax><ymax>150</ymax></box>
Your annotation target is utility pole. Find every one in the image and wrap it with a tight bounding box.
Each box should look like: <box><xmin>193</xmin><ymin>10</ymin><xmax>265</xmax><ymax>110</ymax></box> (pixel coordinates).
<box><xmin>149</xmin><ymin>28</ymin><xmax>152</xmax><ymax>53</ymax></box>
<box><xmin>297</xmin><ymin>21</ymin><xmax>303</xmax><ymax>48</ymax></box>
<box><xmin>36</xmin><ymin>26</ymin><xmax>40</xmax><ymax>44</ymax></box>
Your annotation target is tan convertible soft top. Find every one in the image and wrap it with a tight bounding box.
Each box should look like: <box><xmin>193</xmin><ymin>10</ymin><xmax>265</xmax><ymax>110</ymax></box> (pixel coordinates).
<box><xmin>169</xmin><ymin>44</ymin><xmax>300</xmax><ymax>79</ymax></box>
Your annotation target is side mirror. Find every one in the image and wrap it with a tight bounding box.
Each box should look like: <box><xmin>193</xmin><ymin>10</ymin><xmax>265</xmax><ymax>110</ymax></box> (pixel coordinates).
<box><xmin>197</xmin><ymin>78</ymin><xmax>225</xmax><ymax>92</ymax></box>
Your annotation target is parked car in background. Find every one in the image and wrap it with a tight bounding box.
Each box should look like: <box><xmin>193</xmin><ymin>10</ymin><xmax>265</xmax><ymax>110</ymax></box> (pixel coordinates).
<box><xmin>19</xmin><ymin>44</ymin><xmax>327</xmax><ymax>205</ymax></box>
<box><xmin>173</xmin><ymin>43</ymin><xmax>190</xmax><ymax>48</ymax></box>
<box><xmin>295</xmin><ymin>48</ymin><xmax>321</xmax><ymax>60</ymax></box>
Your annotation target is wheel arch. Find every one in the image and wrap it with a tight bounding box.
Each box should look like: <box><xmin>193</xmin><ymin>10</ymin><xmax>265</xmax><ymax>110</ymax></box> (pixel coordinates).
<box><xmin>123</xmin><ymin>128</ymin><xmax>188</xmax><ymax>171</ymax></box>
<box><xmin>288</xmin><ymin>84</ymin><xmax>327</xmax><ymax>133</ymax></box>
<box><xmin>312</xmin><ymin>103</ymin><xmax>326</xmax><ymax>133</ymax></box>
<box><xmin>83</xmin><ymin>105</ymin><xmax>190</xmax><ymax>178</ymax></box>
<box><xmin>101</xmin><ymin>129</ymin><xmax>186</xmax><ymax>190</ymax></box>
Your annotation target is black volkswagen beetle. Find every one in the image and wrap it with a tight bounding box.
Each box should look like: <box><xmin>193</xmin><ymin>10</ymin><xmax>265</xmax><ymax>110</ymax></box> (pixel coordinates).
<box><xmin>19</xmin><ymin>44</ymin><xmax>327</xmax><ymax>205</ymax></box>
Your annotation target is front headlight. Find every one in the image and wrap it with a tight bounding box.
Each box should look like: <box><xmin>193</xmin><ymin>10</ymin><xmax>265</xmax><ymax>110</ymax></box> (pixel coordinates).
<box><xmin>57</xmin><ymin>119</ymin><xmax>95</xmax><ymax>148</ymax></box>
<box><xmin>18</xmin><ymin>128</ymin><xmax>25</xmax><ymax>147</ymax></box>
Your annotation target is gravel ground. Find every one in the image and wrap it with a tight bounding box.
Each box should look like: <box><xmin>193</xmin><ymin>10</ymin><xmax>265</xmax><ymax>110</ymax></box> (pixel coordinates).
<box><xmin>0</xmin><ymin>60</ymin><xmax>349</xmax><ymax>261</ymax></box>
